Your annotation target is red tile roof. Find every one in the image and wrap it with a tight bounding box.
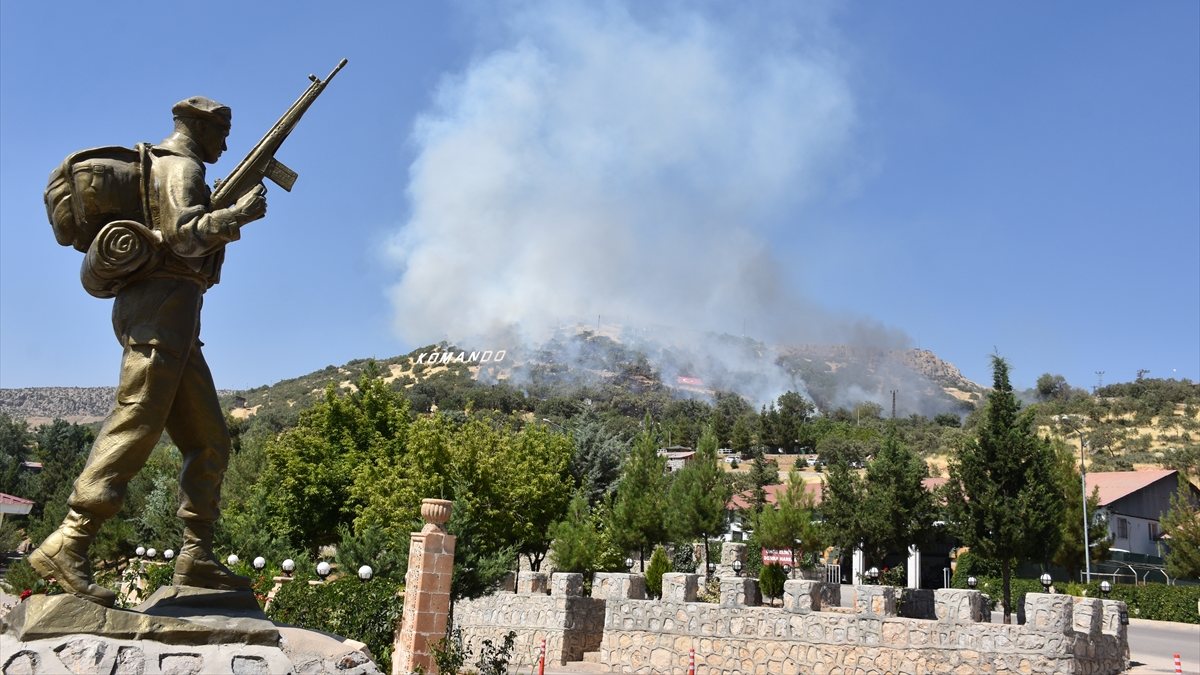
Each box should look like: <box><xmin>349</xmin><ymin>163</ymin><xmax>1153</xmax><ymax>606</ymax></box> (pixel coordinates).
<box><xmin>1084</xmin><ymin>469</ymin><xmax>1179</xmax><ymax>506</ymax></box>
<box><xmin>0</xmin><ymin>493</ymin><xmax>34</xmax><ymax>506</ymax></box>
<box><xmin>728</xmin><ymin>482</ymin><xmax>821</xmax><ymax>510</ymax></box>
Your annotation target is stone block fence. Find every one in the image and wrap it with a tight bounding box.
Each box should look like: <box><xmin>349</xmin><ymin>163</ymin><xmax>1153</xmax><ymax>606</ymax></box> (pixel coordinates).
<box><xmin>452</xmin><ymin>573</ymin><xmax>1129</xmax><ymax>674</ymax></box>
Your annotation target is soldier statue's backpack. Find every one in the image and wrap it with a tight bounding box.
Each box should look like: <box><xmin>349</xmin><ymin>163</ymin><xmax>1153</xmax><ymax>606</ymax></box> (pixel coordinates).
<box><xmin>45</xmin><ymin>144</ymin><xmax>165</xmax><ymax>298</ymax></box>
<box><xmin>44</xmin><ymin>144</ymin><xmax>152</xmax><ymax>252</ymax></box>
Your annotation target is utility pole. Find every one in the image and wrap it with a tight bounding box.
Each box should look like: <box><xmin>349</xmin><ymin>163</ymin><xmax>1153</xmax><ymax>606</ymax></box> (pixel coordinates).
<box><xmin>1094</xmin><ymin>371</ymin><xmax>1105</xmax><ymax>394</ymax></box>
<box><xmin>891</xmin><ymin>390</ymin><xmax>897</xmax><ymax>419</ymax></box>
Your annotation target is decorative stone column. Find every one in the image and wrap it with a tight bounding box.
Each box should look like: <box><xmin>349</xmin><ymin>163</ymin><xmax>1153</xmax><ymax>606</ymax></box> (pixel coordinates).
<box><xmin>855</xmin><ymin>585</ymin><xmax>899</xmax><ymax>618</ymax></box>
<box><xmin>592</xmin><ymin>573</ymin><xmax>645</xmax><ymax>600</ymax></box>
<box><xmin>934</xmin><ymin>588</ymin><xmax>986</xmax><ymax>624</ymax></box>
<box><xmin>393</xmin><ymin>499</ymin><xmax>456</xmax><ymax>675</ymax></box>
<box><xmin>661</xmin><ymin>573</ymin><xmax>699</xmax><ymax>602</ymax></box>
<box><xmin>717</xmin><ymin>542</ymin><xmax>745</xmax><ymax>579</ymax></box>
<box><xmin>782</xmin><ymin>579</ymin><xmax>822</xmax><ymax>614</ymax></box>
<box><xmin>719</xmin><ymin>576</ymin><xmax>760</xmax><ymax>607</ymax></box>
<box><xmin>518</xmin><ymin>572</ymin><xmax>550</xmax><ymax>594</ymax></box>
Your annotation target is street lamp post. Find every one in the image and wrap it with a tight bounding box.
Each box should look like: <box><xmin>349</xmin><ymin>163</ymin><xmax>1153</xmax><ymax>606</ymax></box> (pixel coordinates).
<box><xmin>1056</xmin><ymin>415</ymin><xmax>1092</xmax><ymax>584</ymax></box>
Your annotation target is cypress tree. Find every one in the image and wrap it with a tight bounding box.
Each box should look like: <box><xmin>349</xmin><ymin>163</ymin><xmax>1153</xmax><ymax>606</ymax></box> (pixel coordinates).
<box><xmin>945</xmin><ymin>356</ymin><xmax>1063</xmax><ymax>623</ymax></box>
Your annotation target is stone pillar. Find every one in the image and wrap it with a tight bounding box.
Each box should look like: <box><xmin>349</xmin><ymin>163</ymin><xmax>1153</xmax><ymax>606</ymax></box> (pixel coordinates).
<box><xmin>393</xmin><ymin>499</ymin><xmax>456</xmax><ymax>675</ymax></box>
<box><xmin>1025</xmin><ymin>593</ymin><xmax>1073</xmax><ymax>636</ymax></box>
<box><xmin>782</xmin><ymin>579</ymin><xmax>822</xmax><ymax>614</ymax></box>
<box><xmin>551</xmin><ymin>572</ymin><xmax>583</xmax><ymax>597</ymax></box>
<box><xmin>591</xmin><ymin>573</ymin><xmax>645</xmax><ymax>600</ymax></box>
<box><xmin>518</xmin><ymin>572</ymin><xmax>549</xmax><ymax>594</ymax></box>
<box><xmin>934</xmin><ymin>588</ymin><xmax>985</xmax><ymax>624</ymax></box>
<box><xmin>855</xmin><ymin>585</ymin><xmax>899</xmax><ymax>618</ymax></box>
<box><xmin>1072</xmin><ymin>597</ymin><xmax>1103</xmax><ymax>636</ymax></box>
<box><xmin>720</xmin><ymin>577</ymin><xmax>760</xmax><ymax>607</ymax></box>
<box><xmin>717</xmin><ymin>542</ymin><xmax>746</xmax><ymax>579</ymax></box>
<box><xmin>661</xmin><ymin>573</ymin><xmax>699</xmax><ymax>602</ymax></box>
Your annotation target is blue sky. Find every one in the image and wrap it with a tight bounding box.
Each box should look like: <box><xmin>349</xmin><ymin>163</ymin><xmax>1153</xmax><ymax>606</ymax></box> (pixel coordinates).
<box><xmin>1</xmin><ymin>1</ymin><xmax>1197</xmax><ymax>396</ymax></box>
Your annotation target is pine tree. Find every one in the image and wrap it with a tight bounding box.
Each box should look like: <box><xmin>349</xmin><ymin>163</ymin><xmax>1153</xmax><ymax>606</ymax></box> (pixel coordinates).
<box><xmin>820</xmin><ymin>457</ymin><xmax>864</xmax><ymax>561</ymax></box>
<box><xmin>1160</xmin><ymin>473</ymin><xmax>1200</xmax><ymax>580</ymax></box>
<box><xmin>611</xmin><ymin>424</ymin><xmax>669</xmax><ymax>570</ymax></box>
<box><xmin>858</xmin><ymin>431</ymin><xmax>936</xmax><ymax>568</ymax></box>
<box><xmin>945</xmin><ymin>356</ymin><xmax>1064</xmax><ymax>623</ymax></box>
<box><xmin>755</xmin><ymin>468</ymin><xmax>822</xmax><ymax>568</ymax></box>
<box><xmin>666</xmin><ymin>427</ymin><xmax>731</xmax><ymax>568</ymax></box>
<box><xmin>549</xmin><ymin>489</ymin><xmax>600</xmax><ymax>573</ymax></box>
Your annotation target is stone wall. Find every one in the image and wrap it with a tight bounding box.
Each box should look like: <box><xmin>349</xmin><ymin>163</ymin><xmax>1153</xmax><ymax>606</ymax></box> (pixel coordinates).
<box><xmin>601</xmin><ymin>584</ymin><xmax>1127</xmax><ymax>675</ymax></box>
<box><xmin>454</xmin><ymin>574</ymin><xmax>1127</xmax><ymax>675</ymax></box>
<box><xmin>453</xmin><ymin>573</ymin><xmax>605</xmax><ymax>668</ymax></box>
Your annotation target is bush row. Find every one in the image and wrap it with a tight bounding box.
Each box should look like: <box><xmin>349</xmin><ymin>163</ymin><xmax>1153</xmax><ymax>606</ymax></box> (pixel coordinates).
<box><xmin>266</xmin><ymin>574</ymin><xmax>404</xmax><ymax>672</ymax></box>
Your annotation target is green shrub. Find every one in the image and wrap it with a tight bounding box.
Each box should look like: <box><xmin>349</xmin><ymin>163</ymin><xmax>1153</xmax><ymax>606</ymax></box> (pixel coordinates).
<box><xmin>267</xmin><ymin>575</ymin><xmax>404</xmax><ymax>671</ymax></box>
<box><xmin>644</xmin><ymin>546</ymin><xmax>670</xmax><ymax>599</ymax></box>
<box><xmin>951</xmin><ymin>551</ymin><xmax>1002</xmax><ymax>584</ymax></box>
<box><xmin>879</xmin><ymin>564</ymin><xmax>906</xmax><ymax>588</ymax></box>
<box><xmin>759</xmin><ymin>563</ymin><xmax>786</xmax><ymax>604</ymax></box>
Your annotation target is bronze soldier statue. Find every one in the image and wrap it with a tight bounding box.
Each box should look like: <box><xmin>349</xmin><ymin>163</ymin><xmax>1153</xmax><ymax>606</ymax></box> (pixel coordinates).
<box><xmin>35</xmin><ymin>60</ymin><xmax>344</xmax><ymax>607</ymax></box>
<box><xmin>31</xmin><ymin>97</ymin><xmax>268</xmax><ymax>605</ymax></box>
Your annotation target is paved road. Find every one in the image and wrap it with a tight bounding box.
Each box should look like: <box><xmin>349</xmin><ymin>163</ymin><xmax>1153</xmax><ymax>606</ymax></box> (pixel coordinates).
<box><xmin>1127</xmin><ymin>618</ymin><xmax>1200</xmax><ymax>674</ymax></box>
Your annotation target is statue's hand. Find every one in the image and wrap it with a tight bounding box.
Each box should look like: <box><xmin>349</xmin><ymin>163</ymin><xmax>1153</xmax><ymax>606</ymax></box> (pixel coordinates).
<box><xmin>233</xmin><ymin>184</ymin><xmax>268</xmax><ymax>224</ymax></box>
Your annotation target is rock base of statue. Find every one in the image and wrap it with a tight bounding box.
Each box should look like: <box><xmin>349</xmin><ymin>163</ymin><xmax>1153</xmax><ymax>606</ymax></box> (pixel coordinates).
<box><xmin>0</xmin><ymin>586</ymin><xmax>381</xmax><ymax>674</ymax></box>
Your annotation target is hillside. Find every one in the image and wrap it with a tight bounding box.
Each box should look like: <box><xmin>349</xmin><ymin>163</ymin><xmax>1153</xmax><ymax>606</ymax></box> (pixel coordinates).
<box><xmin>2</xmin><ymin>333</ymin><xmax>981</xmax><ymax>424</ymax></box>
<box><xmin>3</xmin><ymin>335</ymin><xmax>1195</xmax><ymax>479</ymax></box>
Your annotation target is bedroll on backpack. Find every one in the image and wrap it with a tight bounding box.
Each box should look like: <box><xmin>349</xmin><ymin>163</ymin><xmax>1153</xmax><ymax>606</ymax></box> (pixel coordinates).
<box><xmin>44</xmin><ymin>144</ymin><xmax>152</xmax><ymax>252</ymax></box>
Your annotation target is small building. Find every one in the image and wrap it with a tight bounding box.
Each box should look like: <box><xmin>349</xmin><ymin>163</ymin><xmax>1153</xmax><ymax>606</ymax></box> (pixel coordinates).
<box><xmin>657</xmin><ymin>446</ymin><xmax>695</xmax><ymax>473</ymax></box>
<box><xmin>1087</xmin><ymin>469</ymin><xmax>1200</xmax><ymax>559</ymax></box>
<box><xmin>0</xmin><ymin>492</ymin><xmax>34</xmax><ymax>527</ymax></box>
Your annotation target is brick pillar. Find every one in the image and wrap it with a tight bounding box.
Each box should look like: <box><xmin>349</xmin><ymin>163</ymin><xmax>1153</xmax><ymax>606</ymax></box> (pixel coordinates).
<box><xmin>393</xmin><ymin>498</ymin><xmax>456</xmax><ymax>675</ymax></box>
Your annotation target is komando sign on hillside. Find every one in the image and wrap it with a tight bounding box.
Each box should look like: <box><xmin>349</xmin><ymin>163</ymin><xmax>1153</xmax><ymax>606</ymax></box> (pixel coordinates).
<box><xmin>416</xmin><ymin>349</ymin><xmax>508</xmax><ymax>365</ymax></box>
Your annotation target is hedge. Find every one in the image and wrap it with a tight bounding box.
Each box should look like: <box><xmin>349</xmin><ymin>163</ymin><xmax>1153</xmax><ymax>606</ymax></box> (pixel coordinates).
<box><xmin>952</xmin><ymin>573</ymin><xmax>1200</xmax><ymax>625</ymax></box>
<box><xmin>267</xmin><ymin>575</ymin><xmax>404</xmax><ymax>671</ymax></box>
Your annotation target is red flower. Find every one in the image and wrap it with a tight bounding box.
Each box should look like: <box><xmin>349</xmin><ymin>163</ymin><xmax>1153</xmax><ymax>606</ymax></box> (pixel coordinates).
<box><xmin>19</xmin><ymin>589</ymin><xmax>32</xmax><ymax>601</ymax></box>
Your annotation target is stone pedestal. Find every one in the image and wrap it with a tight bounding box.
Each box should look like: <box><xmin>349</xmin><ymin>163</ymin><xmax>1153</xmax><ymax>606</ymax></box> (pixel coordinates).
<box><xmin>551</xmin><ymin>573</ymin><xmax>583</xmax><ymax>597</ymax></box>
<box><xmin>591</xmin><ymin>573</ymin><xmax>645</xmax><ymax>600</ymax></box>
<box><xmin>717</xmin><ymin>542</ymin><xmax>746</xmax><ymax>579</ymax></box>
<box><xmin>518</xmin><ymin>572</ymin><xmax>549</xmax><ymax>595</ymax></box>
<box><xmin>1025</xmin><ymin>593</ymin><xmax>1073</xmax><ymax>636</ymax></box>
<box><xmin>719</xmin><ymin>577</ymin><xmax>759</xmax><ymax>607</ymax></box>
<box><xmin>0</xmin><ymin>587</ymin><xmax>380</xmax><ymax>674</ymax></box>
<box><xmin>854</xmin><ymin>585</ymin><xmax>898</xmax><ymax>618</ymax></box>
<box><xmin>934</xmin><ymin>588</ymin><xmax>986</xmax><ymax>624</ymax></box>
<box><xmin>782</xmin><ymin>580</ymin><xmax>821</xmax><ymax>614</ymax></box>
<box><xmin>392</xmin><ymin>499</ymin><xmax>456</xmax><ymax>675</ymax></box>
<box><xmin>661</xmin><ymin>573</ymin><xmax>699</xmax><ymax>602</ymax></box>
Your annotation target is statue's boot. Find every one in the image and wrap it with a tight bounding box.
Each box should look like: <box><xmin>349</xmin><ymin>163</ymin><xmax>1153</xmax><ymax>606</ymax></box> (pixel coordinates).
<box><xmin>172</xmin><ymin>522</ymin><xmax>252</xmax><ymax>590</ymax></box>
<box><xmin>28</xmin><ymin>509</ymin><xmax>118</xmax><ymax>607</ymax></box>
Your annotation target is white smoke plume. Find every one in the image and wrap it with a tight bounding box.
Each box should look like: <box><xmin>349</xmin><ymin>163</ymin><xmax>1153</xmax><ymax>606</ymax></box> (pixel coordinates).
<box><xmin>388</xmin><ymin>2</ymin><xmax>932</xmax><ymax>411</ymax></box>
